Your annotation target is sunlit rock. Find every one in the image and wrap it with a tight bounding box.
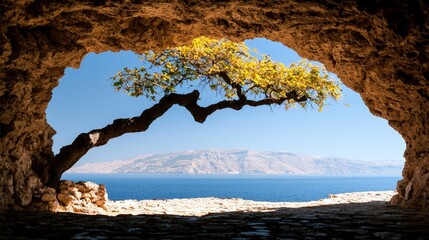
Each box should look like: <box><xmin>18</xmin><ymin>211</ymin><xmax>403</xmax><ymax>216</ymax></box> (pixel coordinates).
<box><xmin>0</xmin><ymin>0</ymin><xmax>427</xmax><ymax>210</ymax></box>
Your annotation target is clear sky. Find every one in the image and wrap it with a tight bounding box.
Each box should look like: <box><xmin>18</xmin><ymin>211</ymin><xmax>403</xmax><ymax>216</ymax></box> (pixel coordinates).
<box><xmin>46</xmin><ymin>38</ymin><xmax>405</xmax><ymax>164</ymax></box>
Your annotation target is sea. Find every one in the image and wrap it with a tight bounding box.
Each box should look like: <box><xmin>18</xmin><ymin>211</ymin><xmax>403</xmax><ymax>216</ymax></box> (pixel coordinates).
<box><xmin>62</xmin><ymin>173</ymin><xmax>401</xmax><ymax>202</ymax></box>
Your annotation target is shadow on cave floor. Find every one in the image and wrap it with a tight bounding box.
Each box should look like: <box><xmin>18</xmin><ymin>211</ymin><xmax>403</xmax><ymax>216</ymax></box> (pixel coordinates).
<box><xmin>1</xmin><ymin>201</ymin><xmax>429</xmax><ymax>240</ymax></box>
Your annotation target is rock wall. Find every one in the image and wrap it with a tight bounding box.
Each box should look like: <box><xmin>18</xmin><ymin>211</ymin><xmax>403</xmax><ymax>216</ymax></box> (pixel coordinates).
<box><xmin>29</xmin><ymin>180</ymin><xmax>108</xmax><ymax>213</ymax></box>
<box><xmin>1</xmin><ymin>0</ymin><xmax>428</xmax><ymax>210</ymax></box>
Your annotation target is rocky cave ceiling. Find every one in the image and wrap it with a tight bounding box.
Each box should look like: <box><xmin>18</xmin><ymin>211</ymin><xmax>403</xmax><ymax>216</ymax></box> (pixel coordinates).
<box><xmin>0</xmin><ymin>0</ymin><xmax>428</xmax><ymax>210</ymax></box>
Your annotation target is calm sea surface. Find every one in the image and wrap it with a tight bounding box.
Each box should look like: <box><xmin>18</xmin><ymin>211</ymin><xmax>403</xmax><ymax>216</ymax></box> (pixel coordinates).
<box><xmin>62</xmin><ymin>174</ymin><xmax>401</xmax><ymax>202</ymax></box>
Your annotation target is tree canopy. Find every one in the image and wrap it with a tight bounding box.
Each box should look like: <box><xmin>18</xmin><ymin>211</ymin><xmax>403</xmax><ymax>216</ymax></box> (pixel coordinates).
<box><xmin>41</xmin><ymin>37</ymin><xmax>341</xmax><ymax>187</ymax></box>
<box><xmin>112</xmin><ymin>36</ymin><xmax>341</xmax><ymax>111</ymax></box>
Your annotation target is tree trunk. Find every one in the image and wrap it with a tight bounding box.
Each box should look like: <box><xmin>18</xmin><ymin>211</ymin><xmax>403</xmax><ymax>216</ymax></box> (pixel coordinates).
<box><xmin>41</xmin><ymin>90</ymin><xmax>298</xmax><ymax>187</ymax></box>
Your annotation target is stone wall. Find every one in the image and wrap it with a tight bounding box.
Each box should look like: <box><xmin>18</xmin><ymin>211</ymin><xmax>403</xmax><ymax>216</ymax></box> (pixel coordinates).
<box><xmin>29</xmin><ymin>180</ymin><xmax>107</xmax><ymax>214</ymax></box>
<box><xmin>1</xmin><ymin>1</ymin><xmax>428</xmax><ymax>210</ymax></box>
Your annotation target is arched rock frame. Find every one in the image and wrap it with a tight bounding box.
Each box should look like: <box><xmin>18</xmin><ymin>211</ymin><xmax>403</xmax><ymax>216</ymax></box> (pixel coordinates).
<box><xmin>1</xmin><ymin>0</ymin><xmax>428</xmax><ymax>210</ymax></box>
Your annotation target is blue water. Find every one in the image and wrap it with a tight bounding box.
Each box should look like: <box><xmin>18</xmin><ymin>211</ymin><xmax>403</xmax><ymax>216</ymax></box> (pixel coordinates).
<box><xmin>62</xmin><ymin>173</ymin><xmax>401</xmax><ymax>202</ymax></box>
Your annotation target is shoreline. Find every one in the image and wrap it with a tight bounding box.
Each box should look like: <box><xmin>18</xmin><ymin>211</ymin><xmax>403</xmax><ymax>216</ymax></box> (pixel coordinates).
<box><xmin>104</xmin><ymin>191</ymin><xmax>396</xmax><ymax>216</ymax></box>
<box><xmin>38</xmin><ymin>180</ymin><xmax>398</xmax><ymax>215</ymax></box>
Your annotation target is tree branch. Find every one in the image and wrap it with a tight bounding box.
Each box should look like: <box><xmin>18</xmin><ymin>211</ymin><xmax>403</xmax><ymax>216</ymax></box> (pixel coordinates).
<box><xmin>218</xmin><ymin>71</ymin><xmax>245</xmax><ymax>100</ymax></box>
<box><xmin>41</xmin><ymin>91</ymin><xmax>199</xmax><ymax>186</ymax></box>
<box><xmin>41</xmin><ymin>89</ymin><xmax>307</xmax><ymax>187</ymax></box>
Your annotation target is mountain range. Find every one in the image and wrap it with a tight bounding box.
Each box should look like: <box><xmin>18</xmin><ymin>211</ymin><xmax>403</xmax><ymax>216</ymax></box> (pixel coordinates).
<box><xmin>67</xmin><ymin>149</ymin><xmax>404</xmax><ymax>175</ymax></box>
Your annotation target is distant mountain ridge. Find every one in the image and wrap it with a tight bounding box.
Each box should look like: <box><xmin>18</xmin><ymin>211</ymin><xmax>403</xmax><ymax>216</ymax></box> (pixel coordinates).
<box><xmin>67</xmin><ymin>149</ymin><xmax>403</xmax><ymax>175</ymax></box>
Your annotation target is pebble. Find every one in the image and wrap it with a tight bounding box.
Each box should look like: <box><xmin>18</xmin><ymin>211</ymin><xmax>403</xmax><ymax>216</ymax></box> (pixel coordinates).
<box><xmin>1</xmin><ymin>191</ymin><xmax>429</xmax><ymax>239</ymax></box>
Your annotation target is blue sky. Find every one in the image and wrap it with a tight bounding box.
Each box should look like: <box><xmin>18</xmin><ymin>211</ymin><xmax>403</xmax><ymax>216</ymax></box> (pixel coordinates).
<box><xmin>46</xmin><ymin>38</ymin><xmax>405</xmax><ymax>164</ymax></box>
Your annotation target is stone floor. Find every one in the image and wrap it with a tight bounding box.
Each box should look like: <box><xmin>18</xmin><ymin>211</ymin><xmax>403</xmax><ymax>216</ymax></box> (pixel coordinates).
<box><xmin>1</xmin><ymin>201</ymin><xmax>429</xmax><ymax>239</ymax></box>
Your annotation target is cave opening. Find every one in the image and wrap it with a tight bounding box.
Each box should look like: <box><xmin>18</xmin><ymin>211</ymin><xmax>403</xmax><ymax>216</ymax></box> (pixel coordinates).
<box><xmin>2</xmin><ymin>1</ymin><xmax>429</xmax><ymax>238</ymax></box>
<box><xmin>46</xmin><ymin>37</ymin><xmax>405</xmax><ymax>204</ymax></box>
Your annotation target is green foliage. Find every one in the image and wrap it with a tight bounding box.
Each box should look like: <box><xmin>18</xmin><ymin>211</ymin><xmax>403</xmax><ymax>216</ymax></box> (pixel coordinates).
<box><xmin>111</xmin><ymin>36</ymin><xmax>341</xmax><ymax>111</ymax></box>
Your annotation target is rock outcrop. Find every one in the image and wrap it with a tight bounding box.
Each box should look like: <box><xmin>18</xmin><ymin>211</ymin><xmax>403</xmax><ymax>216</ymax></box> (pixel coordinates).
<box><xmin>0</xmin><ymin>1</ymin><xmax>428</xmax><ymax>210</ymax></box>
<box><xmin>107</xmin><ymin>191</ymin><xmax>397</xmax><ymax>216</ymax></box>
<box><xmin>29</xmin><ymin>180</ymin><xmax>107</xmax><ymax>213</ymax></box>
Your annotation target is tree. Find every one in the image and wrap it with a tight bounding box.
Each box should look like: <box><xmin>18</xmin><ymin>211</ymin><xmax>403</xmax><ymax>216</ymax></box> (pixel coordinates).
<box><xmin>41</xmin><ymin>37</ymin><xmax>341</xmax><ymax>187</ymax></box>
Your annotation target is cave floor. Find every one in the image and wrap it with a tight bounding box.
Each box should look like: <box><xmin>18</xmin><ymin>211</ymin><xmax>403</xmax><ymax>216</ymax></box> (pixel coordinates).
<box><xmin>1</xmin><ymin>201</ymin><xmax>429</xmax><ymax>240</ymax></box>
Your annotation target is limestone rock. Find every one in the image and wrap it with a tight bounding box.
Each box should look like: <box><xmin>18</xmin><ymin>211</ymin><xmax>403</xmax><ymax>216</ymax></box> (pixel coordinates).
<box><xmin>105</xmin><ymin>191</ymin><xmax>397</xmax><ymax>217</ymax></box>
<box><xmin>57</xmin><ymin>180</ymin><xmax>107</xmax><ymax>213</ymax></box>
<box><xmin>57</xmin><ymin>193</ymin><xmax>76</xmax><ymax>206</ymax></box>
<box><xmin>96</xmin><ymin>199</ymin><xmax>106</xmax><ymax>207</ymax></box>
<box><xmin>70</xmin><ymin>188</ymin><xmax>82</xmax><ymax>200</ymax></box>
<box><xmin>58</xmin><ymin>180</ymin><xmax>74</xmax><ymax>190</ymax></box>
<box><xmin>48</xmin><ymin>200</ymin><xmax>61</xmax><ymax>212</ymax></box>
<box><xmin>389</xmin><ymin>194</ymin><xmax>403</xmax><ymax>206</ymax></box>
<box><xmin>27</xmin><ymin>180</ymin><xmax>108</xmax><ymax>213</ymax></box>
<box><xmin>77</xmin><ymin>181</ymin><xmax>99</xmax><ymax>192</ymax></box>
<box><xmin>0</xmin><ymin>0</ymin><xmax>428</xmax><ymax>211</ymax></box>
<box><xmin>41</xmin><ymin>193</ymin><xmax>57</xmax><ymax>202</ymax></box>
